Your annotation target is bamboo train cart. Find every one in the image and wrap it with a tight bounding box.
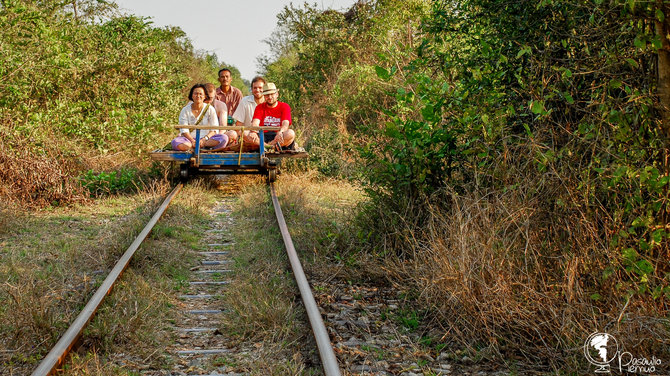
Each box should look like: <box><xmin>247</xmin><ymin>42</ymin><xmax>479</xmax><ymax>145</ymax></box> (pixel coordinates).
<box><xmin>150</xmin><ymin>122</ymin><xmax>307</xmax><ymax>182</ymax></box>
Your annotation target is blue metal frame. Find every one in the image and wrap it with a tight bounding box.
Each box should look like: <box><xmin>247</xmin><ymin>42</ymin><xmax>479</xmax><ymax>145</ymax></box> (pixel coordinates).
<box><xmin>161</xmin><ymin>127</ymin><xmax>269</xmax><ymax>168</ymax></box>
<box><xmin>150</xmin><ymin>123</ymin><xmax>307</xmax><ymax>182</ymax></box>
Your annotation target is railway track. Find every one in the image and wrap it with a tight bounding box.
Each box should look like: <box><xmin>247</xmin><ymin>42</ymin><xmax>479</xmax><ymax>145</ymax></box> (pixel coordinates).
<box><xmin>31</xmin><ymin>180</ymin><xmax>341</xmax><ymax>376</ymax></box>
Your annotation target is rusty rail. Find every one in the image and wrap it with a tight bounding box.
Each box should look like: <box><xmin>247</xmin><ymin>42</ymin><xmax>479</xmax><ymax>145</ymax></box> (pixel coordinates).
<box><xmin>33</xmin><ymin>181</ymin><xmax>340</xmax><ymax>375</ymax></box>
<box><xmin>269</xmin><ymin>183</ymin><xmax>342</xmax><ymax>376</ymax></box>
<box><xmin>32</xmin><ymin>184</ymin><xmax>183</xmax><ymax>376</ymax></box>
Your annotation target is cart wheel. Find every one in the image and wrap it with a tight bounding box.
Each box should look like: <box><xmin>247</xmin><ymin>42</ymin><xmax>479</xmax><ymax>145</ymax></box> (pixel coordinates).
<box><xmin>179</xmin><ymin>164</ymin><xmax>189</xmax><ymax>182</ymax></box>
<box><xmin>268</xmin><ymin>168</ymin><xmax>277</xmax><ymax>183</ymax></box>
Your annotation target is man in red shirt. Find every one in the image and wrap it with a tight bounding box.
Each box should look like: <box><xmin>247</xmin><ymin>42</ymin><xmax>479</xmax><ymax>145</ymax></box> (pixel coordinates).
<box><xmin>245</xmin><ymin>82</ymin><xmax>296</xmax><ymax>150</ymax></box>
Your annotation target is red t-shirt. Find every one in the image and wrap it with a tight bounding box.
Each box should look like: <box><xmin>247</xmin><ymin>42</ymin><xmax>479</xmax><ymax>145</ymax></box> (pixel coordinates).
<box><xmin>252</xmin><ymin>102</ymin><xmax>292</xmax><ymax>128</ymax></box>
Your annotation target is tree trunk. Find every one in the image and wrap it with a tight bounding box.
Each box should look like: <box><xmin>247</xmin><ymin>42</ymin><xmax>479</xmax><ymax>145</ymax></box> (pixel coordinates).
<box><xmin>656</xmin><ymin>2</ymin><xmax>670</xmax><ymax>225</ymax></box>
<box><xmin>656</xmin><ymin>2</ymin><xmax>670</xmax><ymax>140</ymax></box>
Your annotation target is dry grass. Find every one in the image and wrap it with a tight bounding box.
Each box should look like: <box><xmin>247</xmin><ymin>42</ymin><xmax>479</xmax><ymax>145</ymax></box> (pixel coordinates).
<box><xmin>0</xmin><ymin>179</ymin><xmax>219</xmax><ymax>375</ymax></box>
<box><xmin>0</xmin><ymin>200</ymin><xmax>21</xmax><ymax>235</ymax></box>
<box><xmin>213</xmin><ymin>174</ymin><xmax>360</xmax><ymax>374</ymax></box>
<box><xmin>0</xmin><ymin>129</ymin><xmax>170</xmax><ymax>210</ymax></box>
<box><xmin>6</xmin><ymin>162</ymin><xmax>662</xmax><ymax>374</ymax></box>
<box><xmin>374</xmin><ymin>186</ymin><xmax>670</xmax><ymax>371</ymax></box>
<box><xmin>60</xmin><ymin>271</ymin><xmax>176</xmax><ymax>375</ymax></box>
<box><xmin>271</xmin><ymin>164</ymin><xmax>668</xmax><ymax>372</ymax></box>
<box><xmin>220</xmin><ymin>266</ymin><xmax>299</xmax><ymax>341</ymax></box>
<box><xmin>0</xmin><ymin>134</ymin><xmax>87</xmax><ymax>209</ymax></box>
<box><xmin>271</xmin><ymin>172</ymin><xmax>365</xmax><ymax>257</ymax></box>
<box><xmin>239</xmin><ymin>343</ymin><xmax>309</xmax><ymax>376</ymax></box>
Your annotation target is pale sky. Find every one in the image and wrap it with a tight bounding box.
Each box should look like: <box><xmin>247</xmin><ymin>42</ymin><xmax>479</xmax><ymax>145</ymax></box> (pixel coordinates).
<box><xmin>113</xmin><ymin>0</ymin><xmax>359</xmax><ymax>82</ymax></box>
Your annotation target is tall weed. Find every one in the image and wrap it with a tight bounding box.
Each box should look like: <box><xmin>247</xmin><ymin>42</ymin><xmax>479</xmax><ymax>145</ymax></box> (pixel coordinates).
<box><xmin>378</xmin><ymin>184</ymin><xmax>670</xmax><ymax>369</ymax></box>
<box><xmin>0</xmin><ymin>134</ymin><xmax>85</xmax><ymax>208</ymax></box>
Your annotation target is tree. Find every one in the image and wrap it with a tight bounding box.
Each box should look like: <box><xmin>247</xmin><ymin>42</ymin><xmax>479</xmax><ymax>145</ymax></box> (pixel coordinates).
<box><xmin>655</xmin><ymin>1</ymin><xmax>670</xmax><ymax>140</ymax></box>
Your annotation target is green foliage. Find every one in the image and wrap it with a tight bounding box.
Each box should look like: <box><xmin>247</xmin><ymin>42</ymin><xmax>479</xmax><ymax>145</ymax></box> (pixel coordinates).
<box><xmin>359</xmin><ymin>0</ymin><xmax>669</xmax><ymax>299</ymax></box>
<box><xmin>260</xmin><ymin>0</ymin><xmax>669</xmax><ymax>367</ymax></box>
<box><xmin>0</xmin><ymin>0</ymin><xmax>246</xmax><ymax>152</ymax></box>
<box><xmin>364</xmin><ymin>67</ymin><xmax>467</xmax><ymax>200</ymax></box>
<box><xmin>78</xmin><ymin>167</ymin><xmax>141</xmax><ymax>196</ymax></box>
<box><xmin>258</xmin><ymin>0</ymin><xmax>670</xmax><ymax>300</ymax></box>
<box><xmin>262</xmin><ymin>3</ymin><xmax>354</xmax><ymax>104</ymax></box>
<box><xmin>0</xmin><ymin>0</ymin><xmax>246</xmax><ymax>206</ymax></box>
<box><xmin>395</xmin><ymin>309</ymin><xmax>421</xmax><ymax>330</ymax></box>
<box><xmin>260</xmin><ymin>0</ymin><xmax>427</xmax><ymax>133</ymax></box>
<box><xmin>0</xmin><ymin>2</ymin><xmax>195</xmax><ymax>151</ymax></box>
<box><xmin>304</xmin><ymin>127</ymin><xmax>349</xmax><ymax>177</ymax></box>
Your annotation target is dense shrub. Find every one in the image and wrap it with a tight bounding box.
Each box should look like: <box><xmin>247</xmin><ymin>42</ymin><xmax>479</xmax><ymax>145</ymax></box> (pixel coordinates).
<box><xmin>259</xmin><ymin>0</ymin><xmax>427</xmax><ymax>181</ymax></box>
<box><xmin>0</xmin><ymin>133</ymin><xmax>84</xmax><ymax>208</ymax></box>
<box><xmin>303</xmin><ymin>127</ymin><xmax>350</xmax><ymax>177</ymax></box>
<box><xmin>405</xmin><ymin>0</ymin><xmax>669</xmax><ymax>295</ymax></box>
<box><xmin>0</xmin><ymin>0</ymin><xmax>243</xmax><ymax>205</ymax></box>
<box><xmin>261</xmin><ymin>0</ymin><xmax>669</xmax><ymax>370</ymax></box>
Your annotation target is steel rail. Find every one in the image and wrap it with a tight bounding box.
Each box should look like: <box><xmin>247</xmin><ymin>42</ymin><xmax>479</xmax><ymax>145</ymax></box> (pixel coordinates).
<box><xmin>269</xmin><ymin>183</ymin><xmax>342</xmax><ymax>376</ymax></box>
<box><xmin>32</xmin><ymin>184</ymin><xmax>183</xmax><ymax>376</ymax></box>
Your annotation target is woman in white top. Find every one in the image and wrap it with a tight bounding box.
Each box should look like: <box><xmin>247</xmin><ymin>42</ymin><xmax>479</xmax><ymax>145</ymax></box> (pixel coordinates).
<box><xmin>171</xmin><ymin>84</ymin><xmax>228</xmax><ymax>151</ymax></box>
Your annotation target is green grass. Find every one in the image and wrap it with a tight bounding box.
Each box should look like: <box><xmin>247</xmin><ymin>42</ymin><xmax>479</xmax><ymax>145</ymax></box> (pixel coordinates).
<box><xmin>150</xmin><ymin>223</ymin><xmax>182</xmax><ymax>239</ymax></box>
<box><xmin>395</xmin><ymin>309</ymin><xmax>421</xmax><ymax>331</ymax></box>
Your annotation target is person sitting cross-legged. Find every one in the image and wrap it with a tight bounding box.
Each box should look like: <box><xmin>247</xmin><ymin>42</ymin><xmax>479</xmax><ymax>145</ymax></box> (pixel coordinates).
<box><xmin>171</xmin><ymin>84</ymin><xmax>227</xmax><ymax>151</ymax></box>
<box><xmin>243</xmin><ymin>82</ymin><xmax>295</xmax><ymax>151</ymax></box>
<box><xmin>228</xmin><ymin>76</ymin><xmax>265</xmax><ymax>151</ymax></box>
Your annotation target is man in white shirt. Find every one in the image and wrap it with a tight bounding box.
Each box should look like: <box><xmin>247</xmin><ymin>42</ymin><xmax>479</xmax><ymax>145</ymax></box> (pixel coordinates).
<box><xmin>233</xmin><ymin>76</ymin><xmax>265</xmax><ymax>127</ymax></box>
<box><xmin>231</xmin><ymin>76</ymin><xmax>265</xmax><ymax>149</ymax></box>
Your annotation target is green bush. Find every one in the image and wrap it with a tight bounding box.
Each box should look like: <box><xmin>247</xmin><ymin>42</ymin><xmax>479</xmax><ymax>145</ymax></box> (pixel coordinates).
<box><xmin>260</xmin><ymin>0</ymin><xmax>670</xmax><ymax>369</ymax></box>
<box><xmin>79</xmin><ymin>167</ymin><xmax>142</xmax><ymax>196</ymax></box>
<box><xmin>304</xmin><ymin>127</ymin><xmax>350</xmax><ymax>177</ymax></box>
<box><xmin>0</xmin><ymin>0</ymin><xmax>246</xmax><ymax>206</ymax></box>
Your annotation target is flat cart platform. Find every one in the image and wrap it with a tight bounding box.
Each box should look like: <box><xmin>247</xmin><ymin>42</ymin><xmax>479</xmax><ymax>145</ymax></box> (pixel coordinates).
<box><xmin>150</xmin><ymin>125</ymin><xmax>307</xmax><ymax>182</ymax></box>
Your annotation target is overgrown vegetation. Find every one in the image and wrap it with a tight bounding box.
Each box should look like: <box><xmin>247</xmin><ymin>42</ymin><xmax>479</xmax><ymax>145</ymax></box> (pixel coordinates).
<box><xmin>2</xmin><ymin>0</ymin><xmax>669</xmax><ymax>372</ymax></box>
<box><xmin>261</xmin><ymin>0</ymin><xmax>670</xmax><ymax>371</ymax></box>
<box><xmin>79</xmin><ymin>167</ymin><xmax>142</xmax><ymax>196</ymax></box>
<box><xmin>0</xmin><ymin>0</ymin><xmax>244</xmax><ymax>207</ymax></box>
<box><xmin>0</xmin><ymin>181</ymin><xmax>221</xmax><ymax>374</ymax></box>
<box><xmin>215</xmin><ymin>176</ymin><xmax>319</xmax><ymax>375</ymax></box>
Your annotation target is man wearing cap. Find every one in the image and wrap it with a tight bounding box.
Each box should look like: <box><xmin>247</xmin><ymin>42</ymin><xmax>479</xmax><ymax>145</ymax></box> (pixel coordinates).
<box><xmin>245</xmin><ymin>82</ymin><xmax>295</xmax><ymax>150</ymax></box>
<box><xmin>215</xmin><ymin>68</ymin><xmax>243</xmax><ymax>116</ymax></box>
